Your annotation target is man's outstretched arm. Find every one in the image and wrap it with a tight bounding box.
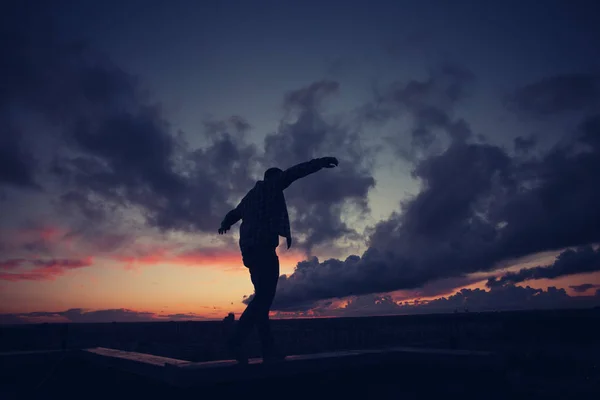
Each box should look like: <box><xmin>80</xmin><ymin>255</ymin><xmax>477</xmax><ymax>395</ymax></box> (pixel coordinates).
<box><xmin>218</xmin><ymin>206</ymin><xmax>242</xmax><ymax>234</ymax></box>
<box><xmin>279</xmin><ymin>157</ymin><xmax>339</xmax><ymax>190</ymax></box>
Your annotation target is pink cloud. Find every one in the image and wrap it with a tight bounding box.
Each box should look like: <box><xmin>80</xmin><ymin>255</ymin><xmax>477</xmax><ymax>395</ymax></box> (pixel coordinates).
<box><xmin>0</xmin><ymin>259</ymin><xmax>26</xmax><ymax>270</ymax></box>
<box><xmin>1</xmin><ymin>223</ymin><xmax>305</xmax><ymax>281</ymax></box>
<box><xmin>0</xmin><ymin>257</ymin><xmax>94</xmax><ymax>281</ymax></box>
<box><xmin>112</xmin><ymin>244</ymin><xmax>303</xmax><ymax>270</ymax></box>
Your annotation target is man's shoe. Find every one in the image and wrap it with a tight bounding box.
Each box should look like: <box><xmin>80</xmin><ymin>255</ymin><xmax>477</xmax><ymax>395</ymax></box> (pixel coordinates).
<box><xmin>262</xmin><ymin>349</ymin><xmax>286</xmax><ymax>364</ymax></box>
<box><xmin>227</xmin><ymin>339</ymin><xmax>249</xmax><ymax>365</ymax></box>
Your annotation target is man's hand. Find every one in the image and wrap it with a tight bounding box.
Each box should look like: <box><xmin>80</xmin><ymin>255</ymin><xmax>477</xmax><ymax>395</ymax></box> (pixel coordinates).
<box><xmin>218</xmin><ymin>226</ymin><xmax>229</xmax><ymax>235</ymax></box>
<box><xmin>286</xmin><ymin>236</ymin><xmax>292</xmax><ymax>249</ymax></box>
<box><xmin>319</xmin><ymin>157</ymin><xmax>339</xmax><ymax>168</ymax></box>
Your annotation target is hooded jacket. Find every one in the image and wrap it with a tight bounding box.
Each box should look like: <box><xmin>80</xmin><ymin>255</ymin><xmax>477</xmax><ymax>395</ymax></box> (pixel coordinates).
<box><xmin>220</xmin><ymin>159</ymin><xmax>324</xmax><ymax>254</ymax></box>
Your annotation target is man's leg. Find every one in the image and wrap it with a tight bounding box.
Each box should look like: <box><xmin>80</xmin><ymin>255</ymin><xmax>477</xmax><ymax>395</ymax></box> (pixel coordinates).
<box><xmin>229</xmin><ymin>250</ymin><xmax>260</xmax><ymax>348</ymax></box>
<box><xmin>231</xmin><ymin>296</ymin><xmax>259</xmax><ymax>347</ymax></box>
<box><xmin>251</xmin><ymin>249</ymin><xmax>279</xmax><ymax>355</ymax></box>
<box><xmin>228</xmin><ymin>247</ymin><xmax>276</xmax><ymax>352</ymax></box>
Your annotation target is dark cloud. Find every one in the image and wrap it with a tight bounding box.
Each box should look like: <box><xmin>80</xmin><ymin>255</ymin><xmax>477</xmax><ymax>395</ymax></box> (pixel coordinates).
<box><xmin>394</xmin><ymin>274</ymin><xmax>486</xmax><ymax>300</ymax></box>
<box><xmin>0</xmin><ymin>123</ymin><xmax>39</xmax><ymax>189</ymax></box>
<box><xmin>505</xmin><ymin>73</ymin><xmax>600</xmax><ymax>117</ymax></box>
<box><xmin>283</xmin><ymin>80</ymin><xmax>340</xmax><ymax>111</ymax></box>
<box><xmin>496</xmin><ymin>113</ymin><xmax>600</xmax><ymax>256</ymax></box>
<box><xmin>1</xmin><ymin>5</ymin><xmax>376</xmax><ymax>266</ymax></box>
<box><xmin>0</xmin><ymin>308</ymin><xmax>206</xmax><ymax>324</ymax></box>
<box><xmin>487</xmin><ymin>246</ymin><xmax>600</xmax><ymax>288</ymax></box>
<box><xmin>396</xmin><ymin>285</ymin><xmax>600</xmax><ymax>314</ymax></box>
<box><xmin>0</xmin><ymin>4</ymin><xmax>43</xmax><ymax>190</ymax></box>
<box><xmin>0</xmin><ymin>314</ymin><xmax>25</xmax><ymax>325</ymax></box>
<box><xmin>0</xmin><ymin>259</ymin><xmax>24</xmax><ymax>269</ymax></box>
<box><xmin>30</xmin><ymin>258</ymin><xmax>92</xmax><ymax>268</ymax></box>
<box><xmin>268</xmin><ymin>139</ymin><xmax>515</xmax><ymax>310</ymax></box>
<box><xmin>260</xmin><ymin>77</ymin><xmax>600</xmax><ymax>311</ymax></box>
<box><xmin>514</xmin><ymin>135</ymin><xmax>537</xmax><ymax>154</ymax></box>
<box><xmin>161</xmin><ymin>313</ymin><xmax>206</xmax><ymax>321</ymax></box>
<box><xmin>44</xmin><ymin>72</ymin><xmax>262</xmax><ymax>233</ymax></box>
<box><xmin>61</xmin><ymin>308</ymin><xmax>155</xmax><ymax>323</ymax></box>
<box><xmin>570</xmin><ymin>283</ymin><xmax>599</xmax><ymax>293</ymax></box>
<box><xmin>580</xmin><ymin>113</ymin><xmax>600</xmax><ymax>150</ymax></box>
<box><xmin>399</xmin><ymin>141</ymin><xmax>512</xmax><ymax>237</ymax></box>
<box><xmin>0</xmin><ymin>6</ymin><xmax>261</xmax><ymax>245</ymax></box>
<box><xmin>262</xmin><ymin>80</ymin><xmax>376</xmax><ymax>254</ymax></box>
<box><xmin>0</xmin><ymin>223</ymin><xmax>135</xmax><ymax>267</ymax></box>
<box><xmin>274</xmin><ymin>285</ymin><xmax>600</xmax><ymax>318</ymax></box>
<box><xmin>3</xmin><ymin>5</ymin><xmax>600</xmax><ymax>317</ymax></box>
<box><xmin>363</xmin><ymin>64</ymin><xmax>475</xmax><ymax>161</ymax></box>
<box><xmin>0</xmin><ymin>257</ymin><xmax>93</xmax><ymax>281</ymax></box>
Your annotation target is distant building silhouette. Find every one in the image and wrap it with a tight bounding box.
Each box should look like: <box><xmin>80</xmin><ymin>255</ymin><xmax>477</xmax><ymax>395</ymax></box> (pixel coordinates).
<box><xmin>223</xmin><ymin>312</ymin><xmax>235</xmax><ymax>323</ymax></box>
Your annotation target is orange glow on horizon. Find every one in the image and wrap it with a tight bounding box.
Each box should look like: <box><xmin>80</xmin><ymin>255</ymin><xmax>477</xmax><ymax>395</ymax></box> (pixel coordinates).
<box><xmin>2</xmin><ymin>225</ymin><xmax>599</xmax><ymax>321</ymax></box>
<box><xmin>113</xmin><ymin>248</ymin><xmax>305</xmax><ymax>272</ymax></box>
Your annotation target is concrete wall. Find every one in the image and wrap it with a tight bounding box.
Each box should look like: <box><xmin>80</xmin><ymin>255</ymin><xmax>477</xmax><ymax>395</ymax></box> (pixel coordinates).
<box><xmin>1</xmin><ymin>308</ymin><xmax>598</xmax><ymax>361</ymax></box>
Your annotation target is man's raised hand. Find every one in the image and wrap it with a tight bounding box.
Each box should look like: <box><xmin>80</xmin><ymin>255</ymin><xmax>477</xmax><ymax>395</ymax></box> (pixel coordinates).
<box><xmin>320</xmin><ymin>157</ymin><xmax>339</xmax><ymax>168</ymax></box>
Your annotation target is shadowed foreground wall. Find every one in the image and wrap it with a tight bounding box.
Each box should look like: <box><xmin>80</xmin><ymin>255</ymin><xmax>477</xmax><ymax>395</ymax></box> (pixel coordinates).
<box><xmin>2</xmin><ymin>309</ymin><xmax>598</xmax><ymax>361</ymax></box>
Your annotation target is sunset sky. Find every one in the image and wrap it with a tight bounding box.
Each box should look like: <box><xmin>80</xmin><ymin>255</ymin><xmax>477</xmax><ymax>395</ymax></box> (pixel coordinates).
<box><xmin>1</xmin><ymin>0</ymin><xmax>600</xmax><ymax>324</ymax></box>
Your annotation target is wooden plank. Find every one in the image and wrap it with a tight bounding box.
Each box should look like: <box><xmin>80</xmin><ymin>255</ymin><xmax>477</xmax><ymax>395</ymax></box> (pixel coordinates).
<box><xmin>84</xmin><ymin>347</ymin><xmax>190</xmax><ymax>367</ymax></box>
<box><xmin>80</xmin><ymin>348</ymin><xmax>190</xmax><ymax>381</ymax></box>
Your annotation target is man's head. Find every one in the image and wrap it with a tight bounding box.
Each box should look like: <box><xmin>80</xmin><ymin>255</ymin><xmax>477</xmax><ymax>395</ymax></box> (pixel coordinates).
<box><xmin>264</xmin><ymin>167</ymin><xmax>283</xmax><ymax>181</ymax></box>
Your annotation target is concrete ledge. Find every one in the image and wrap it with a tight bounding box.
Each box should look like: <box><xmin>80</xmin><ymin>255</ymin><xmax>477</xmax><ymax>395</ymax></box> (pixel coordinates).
<box><xmin>80</xmin><ymin>346</ymin><xmax>501</xmax><ymax>388</ymax></box>
<box><xmin>170</xmin><ymin>346</ymin><xmax>501</xmax><ymax>387</ymax></box>
<box><xmin>0</xmin><ymin>349</ymin><xmax>74</xmax><ymax>369</ymax></box>
<box><xmin>79</xmin><ymin>347</ymin><xmax>191</xmax><ymax>381</ymax></box>
<box><xmin>0</xmin><ymin>349</ymin><xmax>68</xmax><ymax>357</ymax></box>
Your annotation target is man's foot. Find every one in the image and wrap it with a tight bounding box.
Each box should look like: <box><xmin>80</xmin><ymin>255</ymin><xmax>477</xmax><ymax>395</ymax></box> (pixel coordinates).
<box><xmin>227</xmin><ymin>339</ymin><xmax>248</xmax><ymax>365</ymax></box>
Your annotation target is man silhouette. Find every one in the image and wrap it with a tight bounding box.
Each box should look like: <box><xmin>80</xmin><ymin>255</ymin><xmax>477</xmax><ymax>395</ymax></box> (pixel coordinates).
<box><xmin>218</xmin><ymin>156</ymin><xmax>339</xmax><ymax>364</ymax></box>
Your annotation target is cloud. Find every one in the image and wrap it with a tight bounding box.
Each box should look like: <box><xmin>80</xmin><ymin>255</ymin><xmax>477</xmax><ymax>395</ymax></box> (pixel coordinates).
<box><xmin>0</xmin><ymin>224</ymin><xmax>142</xmax><ymax>270</ymax></box>
<box><xmin>5</xmin><ymin>286</ymin><xmax>598</xmax><ymax>324</ymax></box>
<box><xmin>0</xmin><ymin>121</ymin><xmax>39</xmax><ymax>189</ymax></box>
<box><xmin>505</xmin><ymin>73</ymin><xmax>600</xmax><ymax>117</ymax></box>
<box><xmin>513</xmin><ymin>135</ymin><xmax>537</xmax><ymax>154</ymax></box>
<box><xmin>392</xmin><ymin>285</ymin><xmax>600</xmax><ymax>314</ymax></box>
<box><xmin>262</xmin><ymin>80</ymin><xmax>377</xmax><ymax>254</ymax></box>
<box><xmin>0</xmin><ymin>220</ymin><xmax>304</xmax><ymax>281</ymax></box>
<box><xmin>61</xmin><ymin>308</ymin><xmax>156</xmax><ymax>323</ymax></box>
<box><xmin>112</xmin><ymin>244</ymin><xmax>245</xmax><ymax>270</ymax></box>
<box><xmin>0</xmin><ymin>308</ymin><xmax>207</xmax><ymax>324</ymax></box>
<box><xmin>273</xmin><ymin>284</ymin><xmax>600</xmax><ymax>318</ymax></box>
<box><xmin>257</xmin><ymin>76</ymin><xmax>600</xmax><ymax>311</ymax></box>
<box><xmin>0</xmin><ymin>5</ymin><xmax>377</xmax><ymax>271</ymax></box>
<box><xmin>0</xmin><ymin>257</ymin><xmax>93</xmax><ymax>281</ymax></box>
<box><xmin>0</xmin><ymin>8</ymin><xmax>260</xmax><ymax>240</ymax></box>
<box><xmin>0</xmin><ymin>259</ymin><xmax>24</xmax><ymax>270</ymax></box>
<box><xmin>487</xmin><ymin>246</ymin><xmax>600</xmax><ymax>287</ymax></box>
<box><xmin>392</xmin><ymin>274</ymin><xmax>486</xmax><ymax>301</ymax></box>
<box><xmin>47</xmin><ymin>76</ymin><xmax>261</xmax><ymax>235</ymax></box>
<box><xmin>3</xmin><ymin>5</ymin><xmax>600</xmax><ymax>317</ymax></box>
<box><xmin>265</xmin><ymin>138</ymin><xmax>515</xmax><ymax>310</ymax></box>
<box><xmin>363</xmin><ymin>64</ymin><xmax>475</xmax><ymax>161</ymax></box>
<box><xmin>160</xmin><ymin>313</ymin><xmax>206</xmax><ymax>321</ymax></box>
<box><xmin>0</xmin><ymin>225</ymin><xmax>74</xmax><ymax>256</ymax></box>
<box><xmin>570</xmin><ymin>283</ymin><xmax>600</xmax><ymax>293</ymax></box>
